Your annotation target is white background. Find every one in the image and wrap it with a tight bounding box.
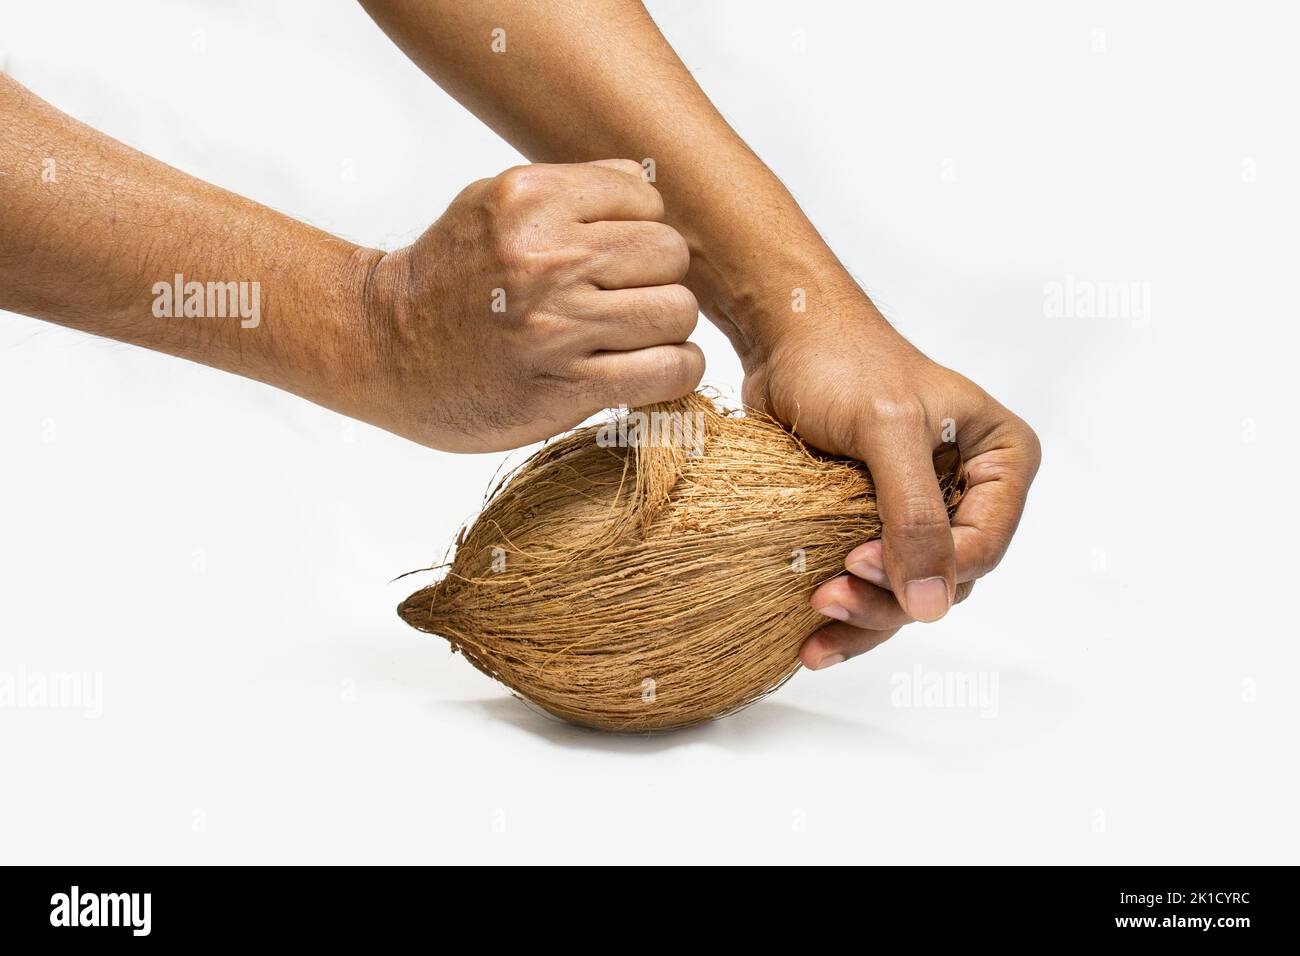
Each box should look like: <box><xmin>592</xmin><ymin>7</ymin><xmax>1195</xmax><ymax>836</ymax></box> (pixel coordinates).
<box><xmin>1</xmin><ymin>1</ymin><xmax>1295</xmax><ymax>864</ymax></box>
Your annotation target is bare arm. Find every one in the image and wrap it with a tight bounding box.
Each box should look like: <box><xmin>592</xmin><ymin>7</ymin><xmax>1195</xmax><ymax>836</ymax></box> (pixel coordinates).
<box><xmin>0</xmin><ymin>73</ymin><xmax>700</xmax><ymax>452</ymax></box>
<box><xmin>359</xmin><ymin>0</ymin><xmax>1041</xmax><ymax>662</ymax></box>
<box><xmin>0</xmin><ymin>72</ymin><xmax>375</xmax><ymax>406</ymax></box>
<box><xmin>358</xmin><ymin>0</ymin><xmax>843</xmax><ymax>366</ymax></box>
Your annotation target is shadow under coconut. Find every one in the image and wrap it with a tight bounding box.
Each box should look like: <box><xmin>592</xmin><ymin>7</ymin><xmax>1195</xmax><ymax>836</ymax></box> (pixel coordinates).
<box><xmin>445</xmin><ymin>693</ymin><xmax>904</xmax><ymax>754</ymax></box>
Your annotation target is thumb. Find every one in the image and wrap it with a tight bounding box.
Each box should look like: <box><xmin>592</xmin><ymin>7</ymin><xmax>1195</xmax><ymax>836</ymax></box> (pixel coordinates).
<box><xmin>856</xmin><ymin>412</ymin><xmax>956</xmax><ymax>622</ymax></box>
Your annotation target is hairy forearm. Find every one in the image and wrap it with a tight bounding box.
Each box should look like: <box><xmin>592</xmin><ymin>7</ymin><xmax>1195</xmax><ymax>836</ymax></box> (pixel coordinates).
<box><xmin>359</xmin><ymin>0</ymin><xmax>876</xmax><ymax>368</ymax></box>
<box><xmin>0</xmin><ymin>74</ymin><xmax>712</xmax><ymax>454</ymax></box>
<box><xmin>0</xmin><ymin>74</ymin><xmax>380</xmax><ymax>405</ymax></box>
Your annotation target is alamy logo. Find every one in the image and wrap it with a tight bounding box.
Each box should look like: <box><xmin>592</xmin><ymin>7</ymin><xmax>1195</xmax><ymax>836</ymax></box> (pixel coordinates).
<box><xmin>50</xmin><ymin>886</ymin><xmax>151</xmax><ymax>936</ymax></box>
<box><xmin>152</xmin><ymin>272</ymin><xmax>261</xmax><ymax>328</ymax></box>
<box><xmin>890</xmin><ymin>665</ymin><xmax>1000</xmax><ymax>718</ymax></box>
<box><xmin>0</xmin><ymin>667</ymin><xmax>102</xmax><ymax>718</ymax></box>
<box><xmin>595</xmin><ymin>405</ymin><xmax>706</xmax><ymax>457</ymax></box>
<box><xmin>1043</xmin><ymin>275</ymin><xmax>1151</xmax><ymax>327</ymax></box>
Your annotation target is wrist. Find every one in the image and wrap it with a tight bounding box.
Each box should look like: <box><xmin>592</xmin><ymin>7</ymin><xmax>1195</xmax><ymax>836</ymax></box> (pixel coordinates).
<box><xmin>268</xmin><ymin>240</ymin><xmax>389</xmax><ymax>415</ymax></box>
<box><xmin>668</xmin><ymin>168</ymin><xmax>894</xmax><ymax>371</ymax></box>
<box><xmin>697</xmin><ymin>253</ymin><xmax>891</xmax><ymax>372</ymax></box>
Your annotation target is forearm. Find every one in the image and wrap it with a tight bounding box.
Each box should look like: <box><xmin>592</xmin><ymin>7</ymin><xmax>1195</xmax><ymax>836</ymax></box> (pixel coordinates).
<box><xmin>0</xmin><ymin>74</ymin><xmax>380</xmax><ymax>405</ymax></box>
<box><xmin>358</xmin><ymin>0</ymin><xmax>877</xmax><ymax>368</ymax></box>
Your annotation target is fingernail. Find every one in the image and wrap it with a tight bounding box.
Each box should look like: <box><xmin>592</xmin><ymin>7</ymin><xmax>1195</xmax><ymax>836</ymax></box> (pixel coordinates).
<box><xmin>814</xmin><ymin>602</ymin><xmax>850</xmax><ymax>622</ymax></box>
<box><xmin>814</xmin><ymin>652</ymin><xmax>846</xmax><ymax>670</ymax></box>
<box><xmin>904</xmin><ymin>577</ymin><xmax>951</xmax><ymax>623</ymax></box>
<box><xmin>846</xmin><ymin>560</ymin><xmax>889</xmax><ymax>588</ymax></box>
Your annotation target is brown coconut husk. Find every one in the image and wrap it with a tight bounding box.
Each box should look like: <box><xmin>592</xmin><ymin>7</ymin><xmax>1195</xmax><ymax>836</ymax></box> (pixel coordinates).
<box><xmin>398</xmin><ymin>391</ymin><xmax>965</xmax><ymax>733</ymax></box>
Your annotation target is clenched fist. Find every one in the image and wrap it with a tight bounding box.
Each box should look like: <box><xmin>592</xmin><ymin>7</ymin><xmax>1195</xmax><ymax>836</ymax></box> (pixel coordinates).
<box><xmin>352</xmin><ymin>160</ymin><xmax>704</xmax><ymax>451</ymax></box>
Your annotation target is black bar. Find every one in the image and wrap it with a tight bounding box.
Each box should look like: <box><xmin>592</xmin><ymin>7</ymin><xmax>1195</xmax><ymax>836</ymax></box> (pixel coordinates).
<box><xmin>0</xmin><ymin>865</ymin><xmax>1284</xmax><ymax>943</ymax></box>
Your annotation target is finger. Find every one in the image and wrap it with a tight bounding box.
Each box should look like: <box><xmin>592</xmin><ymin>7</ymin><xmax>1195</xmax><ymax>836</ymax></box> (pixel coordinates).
<box><xmin>584</xmin><ymin>341</ymin><xmax>705</xmax><ymax>408</ymax></box>
<box><xmin>574</xmin><ymin>284</ymin><xmax>698</xmax><ymax>351</ymax></box>
<box><xmin>955</xmin><ymin>580</ymin><xmax>975</xmax><ymax>605</ymax></box>
<box><xmin>848</xmin><ymin>530</ymin><xmax>1006</xmax><ymax>591</ymax></box>
<box><xmin>581</xmin><ymin>220</ymin><xmax>690</xmax><ymax>289</ymax></box>
<box><xmin>810</xmin><ymin>573</ymin><xmax>911</xmax><ymax>630</ymax></box>
<box><xmin>800</xmin><ymin>623</ymin><xmax>902</xmax><ymax>670</ymax></box>
<box><xmin>843</xmin><ymin>539</ymin><xmax>889</xmax><ymax>588</ymax></box>
<box><xmin>857</xmin><ymin>410</ymin><xmax>956</xmax><ymax>622</ymax></box>
<box><xmin>801</xmin><ymin>582</ymin><xmax>975</xmax><ymax>671</ymax></box>
<box><xmin>948</xmin><ymin>427</ymin><xmax>1041</xmax><ymax>580</ymax></box>
<box><xmin>566</xmin><ymin>160</ymin><xmax>665</xmax><ymax>222</ymax></box>
<box><xmin>844</xmin><ymin>542</ymin><xmax>980</xmax><ymax>608</ymax></box>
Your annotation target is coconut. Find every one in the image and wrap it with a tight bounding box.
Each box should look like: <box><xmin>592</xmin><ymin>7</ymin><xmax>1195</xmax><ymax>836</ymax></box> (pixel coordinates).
<box><xmin>398</xmin><ymin>391</ymin><xmax>964</xmax><ymax>732</ymax></box>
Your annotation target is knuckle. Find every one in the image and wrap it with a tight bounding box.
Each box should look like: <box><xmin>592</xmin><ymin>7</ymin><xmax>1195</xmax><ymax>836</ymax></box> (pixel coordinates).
<box><xmin>516</xmin><ymin>245</ymin><xmax>572</xmax><ymax>280</ymax></box>
<box><xmin>965</xmin><ymin>544</ymin><xmax>1000</xmax><ymax>580</ymax></box>
<box><xmin>520</xmin><ymin>307</ymin><xmax>567</xmax><ymax>341</ymax></box>
<box><xmin>888</xmin><ymin>496</ymin><xmax>952</xmax><ymax>540</ymax></box>
<box><xmin>487</xmin><ymin>165</ymin><xmax>544</xmax><ymax>209</ymax></box>
<box><xmin>671</xmin><ymin>345</ymin><xmax>705</xmax><ymax>388</ymax></box>
<box><xmin>662</xmin><ymin>282</ymin><xmax>698</xmax><ymax>311</ymax></box>
<box><xmin>648</xmin><ymin>347</ymin><xmax>686</xmax><ymax>386</ymax></box>
<box><xmin>654</xmin><ymin>285</ymin><xmax>699</xmax><ymax>337</ymax></box>
<box><xmin>1020</xmin><ymin>422</ymin><xmax>1043</xmax><ymax>473</ymax></box>
<box><xmin>463</xmin><ymin>177</ymin><xmax>495</xmax><ymax>200</ymax></box>
<box><xmin>866</xmin><ymin>397</ymin><xmax>929</xmax><ymax>432</ymax></box>
<box><xmin>657</xmin><ymin>226</ymin><xmax>691</xmax><ymax>276</ymax></box>
<box><xmin>494</xmin><ymin>232</ymin><xmax>574</xmax><ymax>283</ymax></box>
<box><xmin>641</xmin><ymin>182</ymin><xmax>667</xmax><ymax>220</ymax></box>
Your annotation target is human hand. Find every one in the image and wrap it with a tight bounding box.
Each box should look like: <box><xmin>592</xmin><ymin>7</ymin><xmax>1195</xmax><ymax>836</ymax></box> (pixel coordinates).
<box><xmin>353</xmin><ymin>0</ymin><xmax>1038</xmax><ymax>652</ymax></box>
<box><xmin>741</xmin><ymin>300</ymin><xmax>1041</xmax><ymax>670</ymax></box>
<box><xmin>355</xmin><ymin>160</ymin><xmax>703</xmax><ymax>452</ymax></box>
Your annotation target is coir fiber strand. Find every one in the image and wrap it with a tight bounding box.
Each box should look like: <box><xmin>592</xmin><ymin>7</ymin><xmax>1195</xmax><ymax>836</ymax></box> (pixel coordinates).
<box><xmin>399</xmin><ymin>391</ymin><xmax>965</xmax><ymax>733</ymax></box>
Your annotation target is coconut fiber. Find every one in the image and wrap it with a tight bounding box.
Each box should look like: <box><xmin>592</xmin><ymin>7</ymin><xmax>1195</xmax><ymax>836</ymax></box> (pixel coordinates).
<box><xmin>398</xmin><ymin>391</ymin><xmax>965</xmax><ymax>733</ymax></box>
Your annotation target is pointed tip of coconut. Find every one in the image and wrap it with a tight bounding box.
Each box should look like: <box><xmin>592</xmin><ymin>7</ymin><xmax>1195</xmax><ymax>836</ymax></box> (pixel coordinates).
<box><xmin>396</xmin><ymin>585</ymin><xmax>439</xmax><ymax>633</ymax></box>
